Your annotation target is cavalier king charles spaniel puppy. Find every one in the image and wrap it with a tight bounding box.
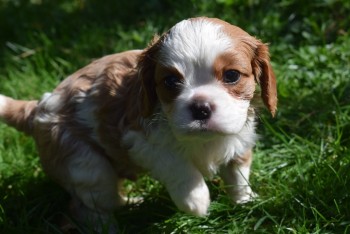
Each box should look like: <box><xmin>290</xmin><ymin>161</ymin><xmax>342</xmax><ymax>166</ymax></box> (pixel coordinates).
<box><xmin>0</xmin><ymin>17</ymin><xmax>277</xmax><ymax>230</ymax></box>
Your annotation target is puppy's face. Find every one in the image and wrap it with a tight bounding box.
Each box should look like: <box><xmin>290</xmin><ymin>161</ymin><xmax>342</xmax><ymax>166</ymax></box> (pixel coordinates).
<box><xmin>139</xmin><ymin>18</ymin><xmax>277</xmax><ymax>139</ymax></box>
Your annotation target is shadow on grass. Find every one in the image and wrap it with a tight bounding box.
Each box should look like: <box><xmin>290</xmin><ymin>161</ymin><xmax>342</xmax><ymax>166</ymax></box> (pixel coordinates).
<box><xmin>115</xmin><ymin>193</ymin><xmax>176</xmax><ymax>233</ymax></box>
<box><xmin>0</xmin><ymin>174</ymin><xmax>177</xmax><ymax>234</ymax></box>
<box><xmin>0</xmin><ymin>176</ymin><xmax>68</xmax><ymax>233</ymax></box>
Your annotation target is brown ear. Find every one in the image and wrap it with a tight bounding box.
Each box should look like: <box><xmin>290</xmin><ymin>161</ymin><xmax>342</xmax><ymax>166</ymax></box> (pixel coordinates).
<box><xmin>137</xmin><ymin>35</ymin><xmax>162</xmax><ymax>117</ymax></box>
<box><xmin>252</xmin><ymin>41</ymin><xmax>277</xmax><ymax>117</ymax></box>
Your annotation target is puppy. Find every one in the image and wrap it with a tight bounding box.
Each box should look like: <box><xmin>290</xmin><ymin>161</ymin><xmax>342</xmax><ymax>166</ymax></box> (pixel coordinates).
<box><xmin>0</xmin><ymin>17</ymin><xmax>277</xmax><ymax>229</ymax></box>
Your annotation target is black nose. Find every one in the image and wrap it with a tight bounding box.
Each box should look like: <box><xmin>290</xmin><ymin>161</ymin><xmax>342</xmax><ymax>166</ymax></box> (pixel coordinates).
<box><xmin>189</xmin><ymin>101</ymin><xmax>212</xmax><ymax>121</ymax></box>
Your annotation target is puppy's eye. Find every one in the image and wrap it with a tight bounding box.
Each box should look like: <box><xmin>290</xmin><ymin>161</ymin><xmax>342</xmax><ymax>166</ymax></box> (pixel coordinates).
<box><xmin>223</xmin><ymin>70</ymin><xmax>241</xmax><ymax>84</ymax></box>
<box><xmin>164</xmin><ymin>75</ymin><xmax>182</xmax><ymax>89</ymax></box>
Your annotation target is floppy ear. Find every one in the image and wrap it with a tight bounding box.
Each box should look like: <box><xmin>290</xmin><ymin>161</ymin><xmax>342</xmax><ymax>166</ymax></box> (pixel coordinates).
<box><xmin>137</xmin><ymin>35</ymin><xmax>162</xmax><ymax>117</ymax></box>
<box><xmin>252</xmin><ymin>41</ymin><xmax>277</xmax><ymax>117</ymax></box>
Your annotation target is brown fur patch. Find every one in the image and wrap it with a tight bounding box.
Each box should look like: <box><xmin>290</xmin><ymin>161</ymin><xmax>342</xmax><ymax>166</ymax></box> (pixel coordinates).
<box><xmin>233</xmin><ymin>149</ymin><xmax>253</xmax><ymax>167</ymax></box>
<box><xmin>154</xmin><ymin>65</ymin><xmax>184</xmax><ymax>104</ymax></box>
<box><xmin>199</xmin><ymin>17</ymin><xmax>277</xmax><ymax>116</ymax></box>
<box><xmin>213</xmin><ymin>51</ymin><xmax>256</xmax><ymax>101</ymax></box>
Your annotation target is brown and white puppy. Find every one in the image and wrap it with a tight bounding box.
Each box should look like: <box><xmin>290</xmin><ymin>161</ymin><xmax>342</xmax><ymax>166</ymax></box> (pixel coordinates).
<box><xmin>0</xmin><ymin>17</ymin><xmax>277</xmax><ymax>229</ymax></box>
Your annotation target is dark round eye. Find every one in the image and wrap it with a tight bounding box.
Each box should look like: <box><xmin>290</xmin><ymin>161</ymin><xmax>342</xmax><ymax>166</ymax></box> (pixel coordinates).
<box><xmin>223</xmin><ymin>70</ymin><xmax>241</xmax><ymax>84</ymax></box>
<box><xmin>164</xmin><ymin>75</ymin><xmax>182</xmax><ymax>89</ymax></box>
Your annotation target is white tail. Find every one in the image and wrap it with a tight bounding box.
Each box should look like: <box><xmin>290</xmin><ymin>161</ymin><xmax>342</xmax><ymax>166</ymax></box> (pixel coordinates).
<box><xmin>0</xmin><ymin>95</ymin><xmax>38</xmax><ymax>135</ymax></box>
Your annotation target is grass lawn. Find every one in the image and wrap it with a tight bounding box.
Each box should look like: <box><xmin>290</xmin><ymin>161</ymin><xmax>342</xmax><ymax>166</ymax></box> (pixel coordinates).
<box><xmin>0</xmin><ymin>0</ymin><xmax>350</xmax><ymax>233</ymax></box>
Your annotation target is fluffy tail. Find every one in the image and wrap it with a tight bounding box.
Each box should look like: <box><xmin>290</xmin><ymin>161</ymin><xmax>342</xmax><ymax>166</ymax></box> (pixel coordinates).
<box><xmin>0</xmin><ymin>94</ymin><xmax>38</xmax><ymax>135</ymax></box>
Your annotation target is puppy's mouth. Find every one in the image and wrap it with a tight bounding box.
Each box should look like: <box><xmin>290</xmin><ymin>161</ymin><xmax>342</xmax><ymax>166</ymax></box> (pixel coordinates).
<box><xmin>175</xmin><ymin>119</ymin><xmax>228</xmax><ymax>138</ymax></box>
<box><xmin>187</xmin><ymin>120</ymin><xmax>216</xmax><ymax>132</ymax></box>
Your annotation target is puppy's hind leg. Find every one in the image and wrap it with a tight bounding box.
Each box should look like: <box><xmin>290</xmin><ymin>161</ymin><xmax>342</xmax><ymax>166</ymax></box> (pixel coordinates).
<box><xmin>65</xmin><ymin>147</ymin><xmax>125</xmax><ymax>233</ymax></box>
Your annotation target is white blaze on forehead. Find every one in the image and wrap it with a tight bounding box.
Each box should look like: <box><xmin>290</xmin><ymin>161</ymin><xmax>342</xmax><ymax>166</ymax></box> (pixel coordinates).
<box><xmin>158</xmin><ymin>18</ymin><xmax>233</xmax><ymax>80</ymax></box>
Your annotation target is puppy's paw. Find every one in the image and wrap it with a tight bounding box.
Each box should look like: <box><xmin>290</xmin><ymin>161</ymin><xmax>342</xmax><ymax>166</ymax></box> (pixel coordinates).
<box><xmin>123</xmin><ymin>195</ymin><xmax>144</xmax><ymax>205</ymax></box>
<box><xmin>122</xmin><ymin>130</ymin><xmax>145</xmax><ymax>149</ymax></box>
<box><xmin>170</xmin><ymin>181</ymin><xmax>210</xmax><ymax>216</ymax></box>
<box><xmin>232</xmin><ymin>186</ymin><xmax>257</xmax><ymax>204</ymax></box>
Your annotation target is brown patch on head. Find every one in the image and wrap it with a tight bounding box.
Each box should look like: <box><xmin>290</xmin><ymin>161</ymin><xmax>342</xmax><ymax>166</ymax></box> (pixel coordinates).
<box><xmin>154</xmin><ymin>65</ymin><xmax>184</xmax><ymax>104</ymax></box>
<box><xmin>204</xmin><ymin>17</ymin><xmax>277</xmax><ymax>116</ymax></box>
<box><xmin>199</xmin><ymin>17</ymin><xmax>251</xmax><ymax>38</ymax></box>
<box><xmin>211</xmin><ymin>20</ymin><xmax>257</xmax><ymax>101</ymax></box>
<box><xmin>213</xmin><ymin>51</ymin><xmax>256</xmax><ymax>100</ymax></box>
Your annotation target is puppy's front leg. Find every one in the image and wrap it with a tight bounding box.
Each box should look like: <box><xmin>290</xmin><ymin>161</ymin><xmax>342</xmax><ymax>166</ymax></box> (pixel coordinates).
<box><xmin>220</xmin><ymin>149</ymin><xmax>257</xmax><ymax>203</ymax></box>
<box><xmin>123</xmin><ymin>131</ymin><xmax>210</xmax><ymax>216</ymax></box>
<box><xmin>160</xmin><ymin>161</ymin><xmax>210</xmax><ymax>216</ymax></box>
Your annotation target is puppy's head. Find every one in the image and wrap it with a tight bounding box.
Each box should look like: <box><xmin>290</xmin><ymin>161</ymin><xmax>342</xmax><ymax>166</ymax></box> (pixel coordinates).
<box><xmin>138</xmin><ymin>17</ymin><xmax>277</xmax><ymax>138</ymax></box>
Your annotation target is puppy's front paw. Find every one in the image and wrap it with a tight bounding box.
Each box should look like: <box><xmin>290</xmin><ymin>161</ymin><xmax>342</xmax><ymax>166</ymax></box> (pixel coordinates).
<box><xmin>170</xmin><ymin>181</ymin><xmax>210</xmax><ymax>216</ymax></box>
<box><xmin>232</xmin><ymin>186</ymin><xmax>257</xmax><ymax>204</ymax></box>
<box><xmin>122</xmin><ymin>130</ymin><xmax>145</xmax><ymax>149</ymax></box>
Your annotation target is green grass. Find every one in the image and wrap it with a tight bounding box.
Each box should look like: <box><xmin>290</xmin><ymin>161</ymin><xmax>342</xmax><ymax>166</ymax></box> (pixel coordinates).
<box><xmin>0</xmin><ymin>0</ymin><xmax>349</xmax><ymax>233</ymax></box>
